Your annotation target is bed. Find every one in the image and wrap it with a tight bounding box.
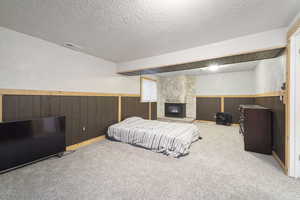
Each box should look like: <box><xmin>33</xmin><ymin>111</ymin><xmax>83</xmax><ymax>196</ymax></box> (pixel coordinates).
<box><xmin>107</xmin><ymin>117</ymin><xmax>200</xmax><ymax>157</ymax></box>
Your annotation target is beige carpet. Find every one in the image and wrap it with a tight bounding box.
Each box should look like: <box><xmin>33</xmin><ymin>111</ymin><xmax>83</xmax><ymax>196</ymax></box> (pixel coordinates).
<box><xmin>0</xmin><ymin>122</ymin><xmax>299</xmax><ymax>200</ymax></box>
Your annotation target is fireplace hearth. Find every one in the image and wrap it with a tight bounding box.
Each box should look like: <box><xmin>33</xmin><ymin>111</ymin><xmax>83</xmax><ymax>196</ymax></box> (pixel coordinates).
<box><xmin>165</xmin><ymin>103</ymin><xmax>186</xmax><ymax>118</ymax></box>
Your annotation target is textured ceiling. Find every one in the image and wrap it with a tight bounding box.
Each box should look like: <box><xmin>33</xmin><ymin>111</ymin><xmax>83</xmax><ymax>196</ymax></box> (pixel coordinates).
<box><xmin>0</xmin><ymin>0</ymin><xmax>299</xmax><ymax>62</ymax></box>
<box><xmin>158</xmin><ymin>61</ymin><xmax>259</xmax><ymax>77</ymax></box>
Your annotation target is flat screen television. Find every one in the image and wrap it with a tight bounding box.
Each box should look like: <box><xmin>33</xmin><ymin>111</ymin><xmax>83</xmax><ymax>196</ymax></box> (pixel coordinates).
<box><xmin>0</xmin><ymin>116</ymin><xmax>66</xmax><ymax>173</ymax></box>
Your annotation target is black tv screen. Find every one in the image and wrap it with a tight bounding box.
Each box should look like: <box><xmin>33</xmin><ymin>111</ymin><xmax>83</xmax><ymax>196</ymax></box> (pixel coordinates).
<box><xmin>0</xmin><ymin>116</ymin><xmax>66</xmax><ymax>173</ymax></box>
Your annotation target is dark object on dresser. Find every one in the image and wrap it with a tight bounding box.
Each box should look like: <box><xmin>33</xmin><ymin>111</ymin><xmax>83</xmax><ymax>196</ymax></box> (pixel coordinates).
<box><xmin>215</xmin><ymin>112</ymin><xmax>233</xmax><ymax>126</ymax></box>
<box><xmin>0</xmin><ymin>116</ymin><xmax>66</xmax><ymax>173</ymax></box>
<box><xmin>239</xmin><ymin>105</ymin><xmax>272</xmax><ymax>155</ymax></box>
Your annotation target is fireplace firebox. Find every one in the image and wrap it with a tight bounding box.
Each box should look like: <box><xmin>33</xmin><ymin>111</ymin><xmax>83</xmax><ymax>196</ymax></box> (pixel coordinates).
<box><xmin>165</xmin><ymin>103</ymin><xmax>186</xmax><ymax>118</ymax></box>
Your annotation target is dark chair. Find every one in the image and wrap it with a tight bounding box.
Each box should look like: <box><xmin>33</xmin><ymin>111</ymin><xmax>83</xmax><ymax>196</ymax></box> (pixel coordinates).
<box><xmin>215</xmin><ymin>112</ymin><xmax>233</xmax><ymax>126</ymax></box>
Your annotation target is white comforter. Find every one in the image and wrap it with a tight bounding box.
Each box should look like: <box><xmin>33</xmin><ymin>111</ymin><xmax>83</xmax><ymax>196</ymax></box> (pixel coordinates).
<box><xmin>107</xmin><ymin>117</ymin><xmax>200</xmax><ymax>157</ymax></box>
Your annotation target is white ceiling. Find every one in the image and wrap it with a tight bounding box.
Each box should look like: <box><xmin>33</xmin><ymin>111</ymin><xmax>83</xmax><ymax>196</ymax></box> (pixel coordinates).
<box><xmin>0</xmin><ymin>0</ymin><xmax>299</xmax><ymax>62</ymax></box>
<box><xmin>158</xmin><ymin>61</ymin><xmax>259</xmax><ymax>77</ymax></box>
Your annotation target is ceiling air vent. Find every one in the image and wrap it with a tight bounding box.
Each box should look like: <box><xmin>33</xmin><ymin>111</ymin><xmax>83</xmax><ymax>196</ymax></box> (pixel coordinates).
<box><xmin>62</xmin><ymin>42</ymin><xmax>83</xmax><ymax>51</ymax></box>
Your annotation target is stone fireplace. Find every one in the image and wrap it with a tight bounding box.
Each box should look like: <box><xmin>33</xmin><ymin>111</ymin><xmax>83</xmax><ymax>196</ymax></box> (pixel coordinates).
<box><xmin>157</xmin><ymin>75</ymin><xmax>196</xmax><ymax>119</ymax></box>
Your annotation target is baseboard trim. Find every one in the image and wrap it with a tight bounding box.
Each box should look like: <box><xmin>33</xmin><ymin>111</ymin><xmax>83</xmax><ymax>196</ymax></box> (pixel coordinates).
<box><xmin>195</xmin><ymin>120</ymin><xmax>239</xmax><ymax>126</ymax></box>
<box><xmin>66</xmin><ymin>135</ymin><xmax>106</xmax><ymax>151</ymax></box>
<box><xmin>195</xmin><ymin>120</ymin><xmax>216</xmax><ymax>123</ymax></box>
<box><xmin>272</xmin><ymin>151</ymin><xmax>287</xmax><ymax>174</ymax></box>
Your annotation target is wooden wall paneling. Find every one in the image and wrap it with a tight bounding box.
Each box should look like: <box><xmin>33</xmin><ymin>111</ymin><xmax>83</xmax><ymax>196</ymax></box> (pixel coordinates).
<box><xmin>118</xmin><ymin>96</ymin><xmax>121</xmax><ymax>122</ymax></box>
<box><xmin>151</xmin><ymin>102</ymin><xmax>157</xmax><ymax>120</ymax></box>
<box><xmin>3</xmin><ymin>95</ymin><xmax>18</xmax><ymax>121</ymax></box>
<box><xmin>0</xmin><ymin>95</ymin><xmax>2</xmax><ymax>122</ymax></box>
<box><xmin>1</xmin><ymin>93</ymin><xmax>119</xmax><ymax>148</ymax></box>
<box><xmin>18</xmin><ymin>95</ymin><xmax>41</xmax><ymax>120</ymax></box>
<box><xmin>49</xmin><ymin>96</ymin><xmax>61</xmax><ymax>116</ymax></box>
<box><xmin>121</xmin><ymin>96</ymin><xmax>130</xmax><ymax>120</ymax></box>
<box><xmin>108</xmin><ymin>96</ymin><xmax>119</xmax><ymax>126</ymax></box>
<box><xmin>80</xmin><ymin>97</ymin><xmax>88</xmax><ymax>141</ymax></box>
<box><xmin>70</xmin><ymin>96</ymin><xmax>81</xmax><ymax>145</ymax></box>
<box><xmin>60</xmin><ymin>96</ymin><xmax>75</xmax><ymax>146</ymax></box>
<box><xmin>87</xmin><ymin>97</ymin><xmax>98</xmax><ymax>140</ymax></box>
<box><xmin>121</xmin><ymin>97</ymin><xmax>149</xmax><ymax>120</ymax></box>
<box><xmin>0</xmin><ymin>93</ymin><xmax>137</xmax><ymax>149</ymax></box>
<box><xmin>96</xmin><ymin>97</ymin><xmax>103</xmax><ymax>135</ymax></box>
<box><xmin>99</xmin><ymin>96</ymin><xmax>118</xmax><ymax>135</ymax></box>
<box><xmin>275</xmin><ymin>99</ymin><xmax>286</xmax><ymax>165</ymax></box>
<box><xmin>224</xmin><ymin>98</ymin><xmax>255</xmax><ymax>123</ymax></box>
<box><xmin>120</xmin><ymin>96</ymin><xmax>128</xmax><ymax>120</ymax></box>
<box><xmin>32</xmin><ymin>95</ymin><xmax>41</xmax><ymax>118</ymax></box>
<box><xmin>17</xmin><ymin>95</ymin><xmax>33</xmax><ymax>120</ymax></box>
<box><xmin>40</xmin><ymin>96</ymin><xmax>51</xmax><ymax>117</ymax></box>
<box><xmin>148</xmin><ymin>103</ymin><xmax>151</xmax><ymax>119</ymax></box>
<box><xmin>255</xmin><ymin>96</ymin><xmax>286</xmax><ymax>164</ymax></box>
<box><xmin>196</xmin><ymin>97</ymin><xmax>221</xmax><ymax>121</ymax></box>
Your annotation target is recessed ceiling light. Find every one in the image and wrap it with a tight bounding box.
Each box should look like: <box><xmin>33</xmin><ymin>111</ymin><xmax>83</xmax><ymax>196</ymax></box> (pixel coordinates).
<box><xmin>208</xmin><ymin>64</ymin><xmax>219</xmax><ymax>71</ymax></box>
<box><xmin>62</xmin><ymin>42</ymin><xmax>83</xmax><ymax>51</ymax></box>
<box><xmin>201</xmin><ymin>64</ymin><xmax>220</xmax><ymax>72</ymax></box>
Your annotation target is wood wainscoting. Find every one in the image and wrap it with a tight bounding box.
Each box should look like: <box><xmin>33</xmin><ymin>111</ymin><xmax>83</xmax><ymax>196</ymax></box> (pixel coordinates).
<box><xmin>0</xmin><ymin>95</ymin><xmax>2</xmax><ymax>122</ymax></box>
<box><xmin>121</xmin><ymin>96</ymin><xmax>149</xmax><ymax>120</ymax></box>
<box><xmin>151</xmin><ymin>102</ymin><xmax>157</xmax><ymax>120</ymax></box>
<box><xmin>2</xmin><ymin>95</ymin><xmax>119</xmax><ymax>146</ymax></box>
<box><xmin>0</xmin><ymin>89</ymin><xmax>157</xmax><ymax>150</ymax></box>
<box><xmin>196</xmin><ymin>97</ymin><xmax>221</xmax><ymax>121</ymax></box>
<box><xmin>196</xmin><ymin>95</ymin><xmax>255</xmax><ymax>122</ymax></box>
<box><xmin>255</xmin><ymin>96</ymin><xmax>286</xmax><ymax>165</ymax></box>
<box><xmin>224</xmin><ymin>97</ymin><xmax>255</xmax><ymax>123</ymax></box>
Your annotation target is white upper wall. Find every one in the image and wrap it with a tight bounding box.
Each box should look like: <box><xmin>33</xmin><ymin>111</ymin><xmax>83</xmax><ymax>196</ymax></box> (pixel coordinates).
<box><xmin>117</xmin><ymin>28</ymin><xmax>287</xmax><ymax>72</ymax></box>
<box><xmin>254</xmin><ymin>56</ymin><xmax>286</xmax><ymax>94</ymax></box>
<box><xmin>195</xmin><ymin>55</ymin><xmax>286</xmax><ymax>96</ymax></box>
<box><xmin>196</xmin><ymin>70</ymin><xmax>255</xmax><ymax>95</ymax></box>
<box><xmin>0</xmin><ymin>27</ymin><xmax>140</xmax><ymax>94</ymax></box>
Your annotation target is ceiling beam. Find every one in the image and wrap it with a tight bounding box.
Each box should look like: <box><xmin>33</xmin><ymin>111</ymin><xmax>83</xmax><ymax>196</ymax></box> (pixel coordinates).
<box><xmin>119</xmin><ymin>47</ymin><xmax>286</xmax><ymax>76</ymax></box>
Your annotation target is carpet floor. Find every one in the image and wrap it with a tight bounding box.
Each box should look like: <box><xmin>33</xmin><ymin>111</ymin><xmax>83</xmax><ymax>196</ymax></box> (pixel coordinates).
<box><xmin>0</xmin><ymin>122</ymin><xmax>300</xmax><ymax>200</ymax></box>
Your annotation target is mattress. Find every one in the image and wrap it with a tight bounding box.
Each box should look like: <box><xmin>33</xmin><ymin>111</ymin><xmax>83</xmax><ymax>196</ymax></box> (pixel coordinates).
<box><xmin>107</xmin><ymin>117</ymin><xmax>200</xmax><ymax>157</ymax></box>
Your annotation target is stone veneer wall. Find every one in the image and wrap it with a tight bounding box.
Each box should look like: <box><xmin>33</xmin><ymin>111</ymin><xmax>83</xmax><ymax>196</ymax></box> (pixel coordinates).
<box><xmin>157</xmin><ymin>75</ymin><xmax>196</xmax><ymax>119</ymax></box>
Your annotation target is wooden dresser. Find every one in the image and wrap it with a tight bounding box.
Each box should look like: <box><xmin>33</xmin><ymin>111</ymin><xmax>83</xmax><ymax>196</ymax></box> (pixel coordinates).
<box><xmin>239</xmin><ymin>105</ymin><xmax>272</xmax><ymax>155</ymax></box>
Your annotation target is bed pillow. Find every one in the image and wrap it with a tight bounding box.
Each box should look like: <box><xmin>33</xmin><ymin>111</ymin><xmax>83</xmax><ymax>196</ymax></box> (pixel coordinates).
<box><xmin>122</xmin><ymin>117</ymin><xmax>143</xmax><ymax>124</ymax></box>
